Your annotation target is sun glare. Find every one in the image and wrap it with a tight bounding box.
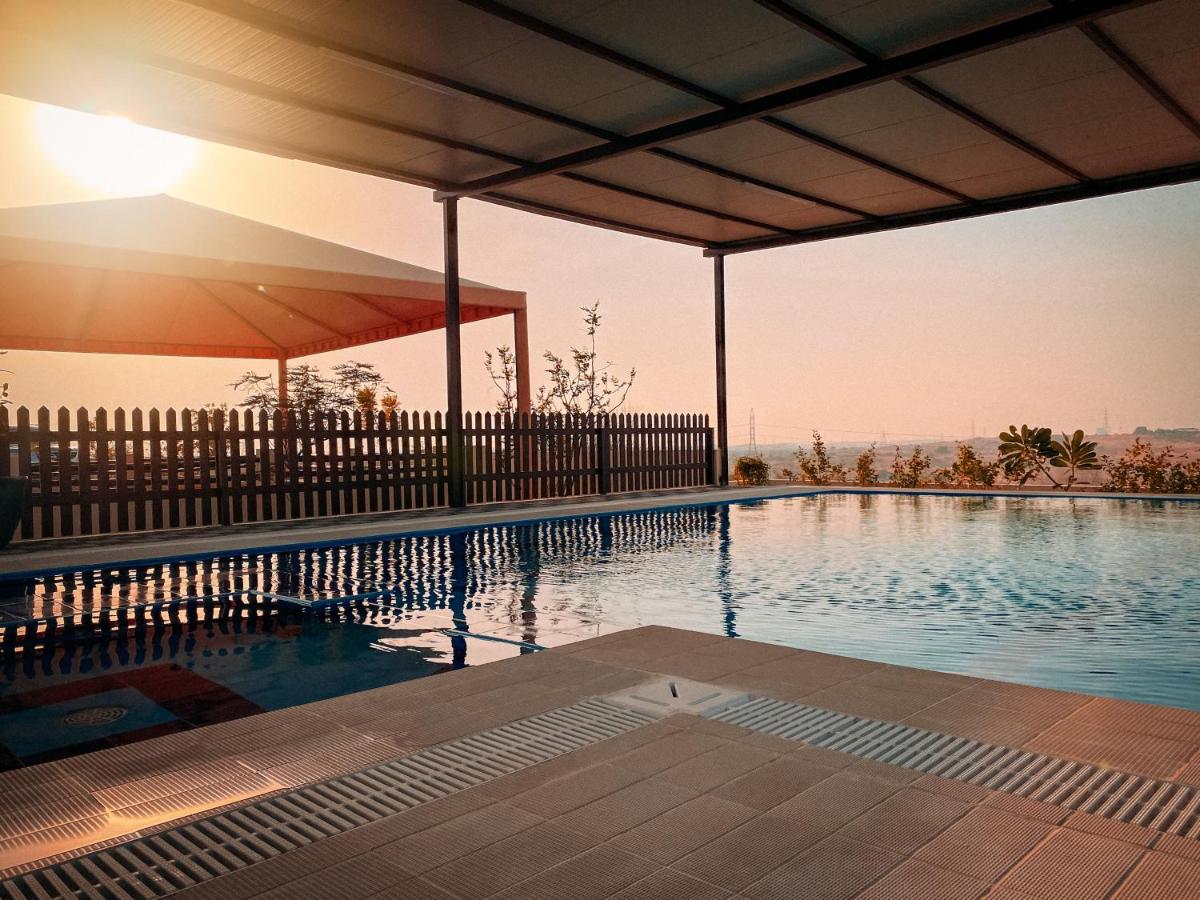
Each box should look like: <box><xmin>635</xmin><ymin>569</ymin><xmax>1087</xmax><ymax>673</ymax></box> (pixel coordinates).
<box><xmin>35</xmin><ymin>103</ymin><xmax>199</xmax><ymax>194</ymax></box>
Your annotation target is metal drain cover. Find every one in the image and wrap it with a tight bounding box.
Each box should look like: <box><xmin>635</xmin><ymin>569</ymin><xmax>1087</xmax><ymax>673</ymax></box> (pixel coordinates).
<box><xmin>607</xmin><ymin>678</ymin><xmax>749</xmax><ymax>718</ymax></box>
<box><xmin>62</xmin><ymin>705</ymin><xmax>128</xmax><ymax>727</ymax></box>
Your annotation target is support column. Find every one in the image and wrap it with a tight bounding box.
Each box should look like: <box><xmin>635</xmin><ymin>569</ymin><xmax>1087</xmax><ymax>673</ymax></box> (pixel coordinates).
<box><xmin>513</xmin><ymin>307</ymin><xmax>531</xmax><ymax>415</ymax></box>
<box><xmin>442</xmin><ymin>197</ymin><xmax>467</xmax><ymax>508</ymax></box>
<box><xmin>713</xmin><ymin>253</ymin><xmax>729</xmax><ymax>487</ymax></box>
<box><xmin>277</xmin><ymin>356</ymin><xmax>288</xmax><ymax>412</ymax></box>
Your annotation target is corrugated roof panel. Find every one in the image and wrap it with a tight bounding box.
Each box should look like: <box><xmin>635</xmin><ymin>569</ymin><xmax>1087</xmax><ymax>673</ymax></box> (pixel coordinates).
<box><xmin>572</xmin><ymin>165</ymin><xmax>855</xmax><ymax>231</ymax></box>
<box><xmin>500</xmin><ymin>0</ymin><xmax>854</xmax><ymax>101</ymax></box>
<box><xmin>299</xmin><ymin>0</ymin><xmax>541</xmax><ymax>76</ymax></box>
<box><xmin>902</xmin><ymin>142</ymin><xmax>1069</xmax><ymax>197</ymax></box>
<box><xmin>803</xmin><ymin>0</ymin><xmax>1046</xmax><ymax>56</ymax></box>
<box><xmin>493</xmin><ymin>180</ymin><xmax>769</xmax><ymax>243</ymax></box>
<box><xmin>668</xmin><ymin>120</ymin><xmax>827</xmax><ymax>169</ymax></box>
<box><xmin>940</xmin><ymin>163</ymin><xmax>1072</xmax><ymax>199</ymax></box>
<box><xmin>459</xmin><ymin>40</ymin><xmax>712</xmax><ymax>133</ymax></box>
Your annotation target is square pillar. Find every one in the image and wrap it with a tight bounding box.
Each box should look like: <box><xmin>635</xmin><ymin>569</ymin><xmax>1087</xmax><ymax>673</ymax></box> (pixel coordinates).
<box><xmin>442</xmin><ymin>197</ymin><xmax>466</xmax><ymax>507</ymax></box>
<box><xmin>513</xmin><ymin>307</ymin><xmax>531</xmax><ymax>415</ymax></box>
<box><xmin>713</xmin><ymin>253</ymin><xmax>729</xmax><ymax>487</ymax></box>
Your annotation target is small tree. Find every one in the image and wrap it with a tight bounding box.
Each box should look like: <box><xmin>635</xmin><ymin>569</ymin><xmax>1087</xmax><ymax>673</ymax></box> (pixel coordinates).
<box><xmin>794</xmin><ymin>430</ymin><xmax>847</xmax><ymax>484</ymax></box>
<box><xmin>287</xmin><ymin>364</ymin><xmax>339</xmax><ymax>415</ymax></box>
<box><xmin>949</xmin><ymin>443</ymin><xmax>1000</xmax><ymax>487</ymax></box>
<box><xmin>331</xmin><ymin>360</ymin><xmax>385</xmax><ymax>406</ymax></box>
<box><xmin>486</xmin><ymin>301</ymin><xmax>635</xmax><ymax>417</ymax></box>
<box><xmin>230</xmin><ymin>370</ymin><xmax>279</xmax><ymax>412</ymax></box>
<box><xmin>733</xmin><ymin>455</ymin><xmax>769</xmax><ymax>485</ymax></box>
<box><xmin>854</xmin><ymin>444</ymin><xmax>878</xmax><ymax>486</ymax></box>
<box><xmin>890</xmin><ymin>446</ymin><xmax>931</xmax><ymax>488</ymax></box>
<box><xmin>483</xmin><ymin>345</ymin><xmax>519</xmax><ymax>415</ymax></box>
<box><xmin>536</xmin><ymin>301</ymin><xmax>635</xmax><ymax>416</ymax></box>
<box><xmin>778</xmin><ymin>467</ymin><xmax>799</xmax><ymax>483</ymax></box>
<box><xmin>231</xmin><ymin>361</ymin><xmax>390</xmax><ymax>415</ymax></box>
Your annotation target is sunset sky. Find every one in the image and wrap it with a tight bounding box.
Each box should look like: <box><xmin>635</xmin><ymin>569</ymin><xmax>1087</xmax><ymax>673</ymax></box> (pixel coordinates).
<box><xmin>3</xmin><ymin>93</ymin><xmax>1198</xmax><ymax>446</ymax></box>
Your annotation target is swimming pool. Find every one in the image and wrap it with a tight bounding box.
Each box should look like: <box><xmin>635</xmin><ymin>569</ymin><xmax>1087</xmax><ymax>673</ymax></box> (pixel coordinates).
<box><xmin>1</xmin><ymin>492</ymin><xmax>1197</xmax><ymax>768</ymax></box>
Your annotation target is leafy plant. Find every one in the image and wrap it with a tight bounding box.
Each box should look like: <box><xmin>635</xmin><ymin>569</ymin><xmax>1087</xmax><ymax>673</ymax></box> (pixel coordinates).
<box><xmin>0</xmin><ymin>349</ymin><xmax>10</xmax><ymax>406</ymax></box>
<box><xmin>1048</xmin><ymin>430</ymin><xmax>1101</xmax><ymax>489</ymax></box>
<box><xmin>380</xmin><ymin>393</ymin><xmax>399</xmax><ymax>422</ymax></box>
<box><xmin>794</xmin><ymin>431</ymin><xmax>847</xmax><ymax>484</ymax></box>
<box><xmin>998</xmin><ymin>425</ymin><xmax>1057</xmax><ymax>486</ymax></box>
<box><xmin>854</xmin><ymin>444</ymin><xmax>878</xmax><ymax>486</ymax></box>
<box><xmin>733</xmin><ymin>455</ymin><xmax>769</xmax><ymax>486</ymax></box>
<box><xmin>778</xmin><ymin>468</ymin><xmax>799</xmax><ymax>483</ymax></box>
<box><xmin>355</xmin><ymin>387</ymin><xmax>377</xmax><ymax>418</ymax></box>
<box><xmin>998</xmin><ymin>425</ymin><xmax>1101</xmax><ymax>490</ymax></box>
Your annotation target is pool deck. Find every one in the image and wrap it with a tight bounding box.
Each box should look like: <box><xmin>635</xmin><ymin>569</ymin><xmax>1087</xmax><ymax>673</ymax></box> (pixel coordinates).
<box><xmin>3</xmin><ymin>626</ymin><xmax>1199</xmax><ymax>898</ymax></box>
<box><xmin>2</xmin><ymin>483</ymin><xmax>1194</xmax><ymax>577</ymax></box>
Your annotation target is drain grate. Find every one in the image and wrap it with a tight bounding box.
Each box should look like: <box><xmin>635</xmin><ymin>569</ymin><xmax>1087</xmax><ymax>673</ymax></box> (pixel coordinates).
<box><xmin>1</xmin><ymin>697</ymin><xmax>654</xmax><ymax>899</ymax></box>
<box><xmin>707</xmin><ymin>696</ymin><xmax>1200</xmax><ymax>840</ymax></box>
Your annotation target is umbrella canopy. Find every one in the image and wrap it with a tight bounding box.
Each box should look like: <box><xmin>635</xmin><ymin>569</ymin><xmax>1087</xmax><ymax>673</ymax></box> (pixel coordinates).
<box><xmin>0</xmin><ymin>194</ymin><xmax>526</xmax><ymax>361</ymax></box>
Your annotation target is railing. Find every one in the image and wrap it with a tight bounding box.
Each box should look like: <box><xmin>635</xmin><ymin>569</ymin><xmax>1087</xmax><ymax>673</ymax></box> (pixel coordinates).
<box><xmin>0</xmin><ymin>406</ymin><xmax>714</xmax><ymax>541</ymax></box>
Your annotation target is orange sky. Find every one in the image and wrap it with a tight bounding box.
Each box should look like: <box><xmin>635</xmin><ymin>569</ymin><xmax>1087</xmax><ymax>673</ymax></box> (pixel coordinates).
<box><xmin>3</xmin><ymin>93</ymin><xmax>1199</xmax><ymax>445</ymax></box>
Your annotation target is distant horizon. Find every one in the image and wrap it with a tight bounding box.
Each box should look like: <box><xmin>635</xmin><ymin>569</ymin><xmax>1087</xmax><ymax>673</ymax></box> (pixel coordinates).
<box><xmin>3</xmin><ymin>93</ymin><xmax>1199</xmax><ymax>442</ymax></box>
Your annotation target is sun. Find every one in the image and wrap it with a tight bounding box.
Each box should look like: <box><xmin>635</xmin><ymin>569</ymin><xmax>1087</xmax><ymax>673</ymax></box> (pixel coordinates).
<box><xmin>35</xmin><ymin>103</ymin><xmax>199</xmax><ymax>195</ymax></box>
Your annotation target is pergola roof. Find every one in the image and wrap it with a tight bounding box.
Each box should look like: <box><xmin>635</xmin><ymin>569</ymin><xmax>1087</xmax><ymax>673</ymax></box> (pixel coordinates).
<box><xmin>1</xmin><ymin>0</ymin><xmax>1198</xmax><ymax>255</ymax></box>
<box><xmin>0</xmin><ymin>194</ymin><xmax>525</xmax><ymax>360</ymax></box>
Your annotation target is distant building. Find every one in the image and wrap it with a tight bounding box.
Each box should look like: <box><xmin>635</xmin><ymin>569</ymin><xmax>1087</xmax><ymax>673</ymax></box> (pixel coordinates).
<box><xmin>1133</xmin><ymin>426</ymin><xmax>1200</xmax><ymax>439</ymax></box>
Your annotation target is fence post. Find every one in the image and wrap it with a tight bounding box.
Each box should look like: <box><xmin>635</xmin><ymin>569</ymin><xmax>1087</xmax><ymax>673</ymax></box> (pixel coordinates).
<box><xmin>705</xmin><ymin>420</ymin><xmax>716</xmax><ymax>486</ymax></box>
<box><xmin>214</xmin><ymin>410</ymin><xmax>229</xmax><ymax>526</ymax></box>
<box><xmin>597</xmin><ymin>415</ymin><xmax>611</xmax><ymax>495</ymax></box>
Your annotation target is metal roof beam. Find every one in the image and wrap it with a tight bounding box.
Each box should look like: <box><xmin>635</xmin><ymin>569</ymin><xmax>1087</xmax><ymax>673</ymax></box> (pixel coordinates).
<box><xmin>179</xmin><ymin>0</ymin><xmax>876</xmax><ymax>220</ymax></box>
<box><xmin>458</xmin><ymin>0</ymin><xmax>978</xmax><ymax>204</ymax></box>
<box><xmin>442</xmin><ymin>0</ymin><xmax>1147</xmax><ymax>198</ymax></box>
<box><xmin>704</xmin><ymin>161</ymin><xmax>1200</xmax><ymax>255</ymax></box>
<box><xmin>753</xmin><ymin>0</ymin><xmax>1088</xmax><ymax>181</ymax></box>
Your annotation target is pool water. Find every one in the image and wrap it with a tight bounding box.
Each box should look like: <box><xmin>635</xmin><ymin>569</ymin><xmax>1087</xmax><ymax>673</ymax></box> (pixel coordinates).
<box><xmin>1</xmin><ymin>493</ymin><xmax>1197</xmax><ymax>767</ymax></box>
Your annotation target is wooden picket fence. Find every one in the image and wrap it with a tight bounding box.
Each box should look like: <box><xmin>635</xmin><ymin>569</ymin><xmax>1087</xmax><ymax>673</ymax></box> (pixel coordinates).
<box><xmin>0</xmin><ymin>407</ymin><xmax>713</xmax><ymax>541</ymax></box>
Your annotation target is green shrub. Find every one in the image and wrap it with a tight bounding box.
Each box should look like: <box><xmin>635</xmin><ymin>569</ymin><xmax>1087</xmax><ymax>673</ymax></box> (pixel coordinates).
<box><xmin>733</xmin><ymin>455</ymin><xmax>770</xmax><ymax>486</ymax></box>
<box><xmin>795</xmin><ymin>431</ymin><xmax>847</xmax><ymax>484</ymax></box>
<box><xmin>854</xmin><ymin>444</ymin><xmax>878</xmax><ymax>485</ymax></box>
<box><xmin>950</xmin><ymin>443</ymin><xmax>1000</xmax><ymax>487</ymax></box>
<box><xmin>1102</xmin><ymin>439</ymin><xmax>1200</xmax><ymax>493</ymax></box>
<box><xmin>889</xmin><ymin>446</ymin><xmax>931</xmax><ymax>488</ymax></box>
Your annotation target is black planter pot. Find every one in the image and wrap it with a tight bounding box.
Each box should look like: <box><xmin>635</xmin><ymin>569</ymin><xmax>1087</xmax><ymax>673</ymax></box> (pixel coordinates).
<box><xmin>0</xmin><ymin>477</ymin><xmax>26</xmax><ymax>551</ymax></box>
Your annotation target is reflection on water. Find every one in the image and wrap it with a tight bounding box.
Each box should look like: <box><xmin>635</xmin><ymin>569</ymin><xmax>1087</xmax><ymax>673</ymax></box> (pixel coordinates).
<box><xmin>1</xmin><ymin>494</ymin><xmax>1198</xmax><ymax>763</ymax></box>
